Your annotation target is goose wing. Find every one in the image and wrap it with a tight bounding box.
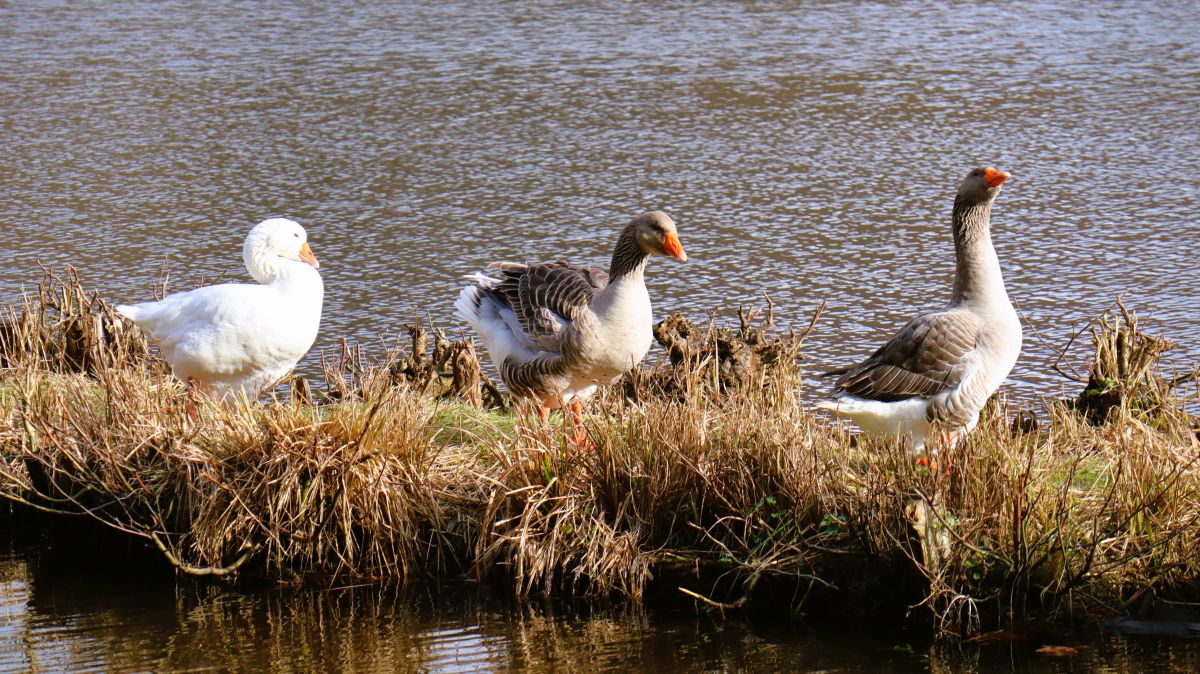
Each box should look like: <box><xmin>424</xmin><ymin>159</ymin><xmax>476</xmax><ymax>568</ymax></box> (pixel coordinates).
<box><xmin>119</xmin><ymin>283</ymin><xmax>285</xmax><ymax>376</ymax></box>
<box><xmin>826</xmin><ymin>309</ymin><xmax>983</xmax><ymax>402</ymax></box>
<box><xmin>486</xmin><ymin>261</ymin><xmax>605</xmax><ymax>341</ymax></box>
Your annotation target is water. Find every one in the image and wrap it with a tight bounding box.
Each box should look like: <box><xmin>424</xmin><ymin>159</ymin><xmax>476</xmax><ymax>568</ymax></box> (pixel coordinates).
<box><xmin>1</xmin><ymin>521</ymin><xmax>1198</xmax><ymax>673</ymax></box>
<box><xmin>2</xmin><ymin>1</ymin><xmax>1199</xmax><ymax>399</ymax></box>
<box><xmin>2</xmin><ymin>2</ymin><xmax>1200</xmax><ymax>669</ymax></box>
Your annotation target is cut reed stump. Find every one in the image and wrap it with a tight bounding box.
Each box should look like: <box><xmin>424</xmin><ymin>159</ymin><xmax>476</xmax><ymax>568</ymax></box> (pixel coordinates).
<box><xmin>634</xmin><ymin>298</ymin><xmax>821</xmax><ymax>401</ymax></box>
<box><xmin>450</xmin><ymin>340</ymin><xmax>482</xmax><ymax>409</ymax></box>
<box><xmin>396</xmin><ymin>324</ymin><xmax>503</xmax><ymax>409</ymax></box>
<box><xmin>1056</xmin><ymin>299</ymin><xmax>1198</xmax><ymax>424</ymax></box>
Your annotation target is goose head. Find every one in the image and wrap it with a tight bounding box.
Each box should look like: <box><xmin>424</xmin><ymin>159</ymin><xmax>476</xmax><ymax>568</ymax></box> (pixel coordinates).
<box><xmin>958</xmin><ymin>167</ymin><xmax>1010</xmax><ymax>206</ymax></box>
<box><xmin>242</xmin><ymin>218</ymin><xmax>320</xmax><ymax>283</ymax></box>
<box><xmin>631</xmin><ymin>211</ymin><xmax>688</xmax><ymax>262</ymax></box>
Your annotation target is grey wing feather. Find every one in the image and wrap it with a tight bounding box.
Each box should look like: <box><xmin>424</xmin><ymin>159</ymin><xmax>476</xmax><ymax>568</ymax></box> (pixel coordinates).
<box><xmin>486</xmin><ymin>262</ymin><xmax>601</xmax><ymax>340</ymax></box>
<box><xmin>576</xmin><ymin>265</ymin><xmax>609</xmax><ymax>291</ymax></box>
<box><xmin>501</xmin><ymin>354</ymin><xmax>570</xmax><ymax>400</ymax></box>
<box><xmin>829</xmin><ymin>310</ymin><xmax>982</xmax><ymax>402</ymax></box>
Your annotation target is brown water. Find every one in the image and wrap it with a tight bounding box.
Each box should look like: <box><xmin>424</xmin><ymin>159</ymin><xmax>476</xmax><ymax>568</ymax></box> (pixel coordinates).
<box><xmin>2</xmin><ymin>521</ymin><xmax>1199</xmax><ymax>673</ymax></box>
<box><xmin>3</xmin><ymin>1</ymin><xmax>1200</xmax><ymax>670</ymax></box>
<box><xmin>3</xmin><ymin>1</ymin><xmax>1199</xmax><ymax>398</ymax></box>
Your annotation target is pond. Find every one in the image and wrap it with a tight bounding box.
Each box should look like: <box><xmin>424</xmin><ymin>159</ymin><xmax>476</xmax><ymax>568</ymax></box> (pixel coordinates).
<box><xmin>3</xmin><ymin>0</ymin><xmax>1198</xmax><ymax>403</ymax></box>
<box><xmin>1</xmin><ymin>517</ymin><xmax>1198</xmax><ymax>672</ymax></box>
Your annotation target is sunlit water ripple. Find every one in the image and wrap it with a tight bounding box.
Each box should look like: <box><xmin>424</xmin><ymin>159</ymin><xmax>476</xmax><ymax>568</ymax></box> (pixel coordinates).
<box><xmin>2</xmin><ymin>1</ymin><xmax>1198</xmax><ymax>406</ymax></box>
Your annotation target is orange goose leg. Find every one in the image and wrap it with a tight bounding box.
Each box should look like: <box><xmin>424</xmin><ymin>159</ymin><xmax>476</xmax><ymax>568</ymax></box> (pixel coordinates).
<box><xmin>185</xmin><ymin>377</ymin><xmax>203</xmax><ymax>423</ymax></box>
<box><xmin>569</xmin><ymin>400</ymin><xmax>596</xmax><ymax>450</ymax></box>
<box><xmin>514</xmin><ymin>403</ymin><xmax>551</xmax><ymax>443</ymax></box>
<box><xmin>916</xmin><ymin>428</ymin><xmax>966</xmax><ymax>473</ymax></box>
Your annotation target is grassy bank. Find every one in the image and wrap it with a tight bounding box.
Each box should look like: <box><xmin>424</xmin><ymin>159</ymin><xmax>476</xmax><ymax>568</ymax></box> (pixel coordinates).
<box><xmin>1</xmin><ymin>270</ymin><xmax>1198</xmax><ymax>638</ymax></box>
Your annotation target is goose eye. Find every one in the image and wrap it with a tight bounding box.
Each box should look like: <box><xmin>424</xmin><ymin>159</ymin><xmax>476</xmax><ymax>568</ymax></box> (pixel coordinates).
<box><xmin>293</xmin><ymin>233</ymin><xmax>300</xmax><ymax>238</ymax></box>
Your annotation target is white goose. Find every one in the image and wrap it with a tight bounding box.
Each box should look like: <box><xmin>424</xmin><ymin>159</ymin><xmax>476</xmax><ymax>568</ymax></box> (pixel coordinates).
<box><xmin>455</xmin><ymin>211</ymin><xmax>687</xmax><ymax>445</ymax></box>
<box><xmin>817</xmin><ymin>167</ymin><xmax>1022</xmax><ymax>453</ymax></box>
<box><xmin>118</xmin><ymin>218</ymin><xmax>324</xmax><ymax>400</ymax></box>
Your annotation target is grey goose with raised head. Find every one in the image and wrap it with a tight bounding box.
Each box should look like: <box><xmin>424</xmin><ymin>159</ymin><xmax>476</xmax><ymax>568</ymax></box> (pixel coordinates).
<box><xmin>817</xmin><ymin>167</ymin><xmax>1022</xmax><ymax>453</ymax></box>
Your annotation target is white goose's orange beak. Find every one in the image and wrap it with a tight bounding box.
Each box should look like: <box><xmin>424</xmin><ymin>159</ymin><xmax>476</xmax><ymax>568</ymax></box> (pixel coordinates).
<box><xmin>662</xmin><ymin>231</ymin><xmax>687</xmax><ymax>262</ymax></box>
<box><xmin>298</xmin><ymin>242</ymin><xmax>320</xmax><ymax>269</ymax></box>
<box><xmin>984</xmin><ymin>167</ymin><xmax>1010</xmax><ymax>188</ymax></box>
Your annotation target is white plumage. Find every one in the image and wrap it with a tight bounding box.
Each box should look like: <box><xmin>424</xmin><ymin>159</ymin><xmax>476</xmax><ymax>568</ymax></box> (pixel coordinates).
<box><xmin>454</xmin><ymin>275</ymin><xmax>551</xmax><ymax>395</ymax></box>
<box><xmin>819</xmin><ymin>397</ymin><xmax>937</xmax><ymax>449</ymax></box>
<box><xmin>117</xmin><ymin>218</ymin><xmax>324</xmax><ymax>400</ymax></box>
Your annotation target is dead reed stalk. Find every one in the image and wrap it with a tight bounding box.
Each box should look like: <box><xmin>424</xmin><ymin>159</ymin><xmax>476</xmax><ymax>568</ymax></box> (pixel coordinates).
<box><xmin>1056</xmin><ymin>299</ymin><xmax>1195</xmax><ymax>424</ymax></box>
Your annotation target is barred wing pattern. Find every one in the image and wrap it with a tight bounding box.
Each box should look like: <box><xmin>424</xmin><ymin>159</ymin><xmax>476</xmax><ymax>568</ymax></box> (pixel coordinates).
<box><xmin>828</xmin><ymin>310</ymin><xmax>983</xmax><ymax>403</ymax></box>
<box><xmin>500</xmin><ymin>353</ymin><xmax>570</xmax><ymax>400</ymax></box>
<box><xmin>479</xmin><ymin>261</ymin><xmax>610</xmax><ymax>400</ymax></box>
<box><xmin>486</xmin><ymin>261</ymin><xmax>607</xmax><ymax>342</ymax></box>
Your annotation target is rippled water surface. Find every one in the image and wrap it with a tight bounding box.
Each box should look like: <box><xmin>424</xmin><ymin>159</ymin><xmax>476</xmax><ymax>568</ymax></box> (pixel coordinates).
<box><xmin>2</xmin><ymin>0</ymin><xmax>1198</xmax><ymax>397</ymax></box>
<box><xmin>1</xmin><ymin>4</ymin><xmax>1199</xmax><ymax>668</ymax></box>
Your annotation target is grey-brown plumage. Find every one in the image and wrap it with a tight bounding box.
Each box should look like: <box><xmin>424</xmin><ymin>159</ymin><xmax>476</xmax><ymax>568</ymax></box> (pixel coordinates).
<box><xmin>824</xmin><ymin>310</ymin><xmax>983</xmax><ymax>408</ymax></box>
<box><xmin>456</xmin><ymin>211</ymin><xmax>687</xmax><ymax>422</ymax></box>
<box><xmin>482</xmin><ymin>262</ymin><xmax>608</xmax><ymax>343</ymax></box>
<box><xmin>817</xmin><ymin>167</ymin><xmax>1022</xmax><ymax>451</ymax></box>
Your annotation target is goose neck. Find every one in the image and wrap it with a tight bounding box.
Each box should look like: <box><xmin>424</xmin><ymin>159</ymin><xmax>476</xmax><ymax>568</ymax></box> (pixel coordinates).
<box><xmin>245</xmin><ymin>252</ymin><xmax>323</xmax><ymax>293</ymax></box>
<box><xmin>950</xmin><ymin>197</ymin><xmax>1007</xmax><ymax>306</ymax></box>
<box><xmin>608</xmin><ymin>223</ymin><xmax>650</xmax><ymax>281</ymax></box>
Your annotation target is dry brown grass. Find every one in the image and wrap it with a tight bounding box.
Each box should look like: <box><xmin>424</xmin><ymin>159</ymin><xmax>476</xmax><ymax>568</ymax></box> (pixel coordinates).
<box><xmin>0</xmin><ymin>266</ymin><xmax>155</xmax><ymax>373</ymax></box>
<box><xmin>1</xmin><ymin>271</ymin><xmax>1198</xmax><ymax>638</ymax></box>
<box><xmin>1</xmin><ymin>363</ymin><xmax>483</xmax><ymax>581</ymax></box>
<box><xmin>1056</xmin><ymin>299</ymin><xmax>1197</xmax><ymax>423</ymax></box>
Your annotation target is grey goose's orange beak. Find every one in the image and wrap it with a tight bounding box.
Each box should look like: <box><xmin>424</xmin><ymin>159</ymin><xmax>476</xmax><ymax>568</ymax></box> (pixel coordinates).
<box><xmin>298</xmin><ymin>242</ymin><xmax>320</xmax><ymax>269</ymax></box>
<box><xmin>663</xmin><ymin>231</ymin><xmax>687</xmax><ymax>262</ymax></box>
<box><xmin>984</xmin><ymin>167</ymin><xmax>1010</xmax><ymax>188</ymax></box>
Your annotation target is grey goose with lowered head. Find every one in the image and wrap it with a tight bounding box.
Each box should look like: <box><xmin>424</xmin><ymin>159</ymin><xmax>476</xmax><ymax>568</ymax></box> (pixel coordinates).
<box><xmin>456</xmin><ymin>211</ymin><xmax>687</xmax><ymax>446</ymax></box>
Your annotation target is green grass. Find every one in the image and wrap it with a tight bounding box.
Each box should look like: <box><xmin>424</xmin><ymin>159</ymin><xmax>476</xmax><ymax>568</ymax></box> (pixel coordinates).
<box><xmin>429</xmin><ymin>401</ymin><xmax>518</xmax><ymax>447</ymax></box>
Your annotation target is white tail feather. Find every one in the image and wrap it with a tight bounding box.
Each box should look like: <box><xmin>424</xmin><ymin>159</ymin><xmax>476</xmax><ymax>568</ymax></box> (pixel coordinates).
<box><xmin>455</xmin><ymin>283</ymin><xmax>536</xmax><ymax>377</ymax></box>
<box><xmin>816</xmin><ymin>395</ymin><xmax>932</xmax><ymax>452</ymax></box>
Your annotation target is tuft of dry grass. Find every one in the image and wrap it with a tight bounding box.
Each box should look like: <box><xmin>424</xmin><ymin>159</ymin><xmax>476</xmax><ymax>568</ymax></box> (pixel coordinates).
<box><xmin>0</xmin><ymin>271</ymin><xmax>1198</xmax><ymax>639</ymax></box>
<box><xmin>1056</xmin><ymin>299</ymin><xmax>1196</xmax><ymax>424</ymax></box>
<box><xmin>0</xmin><ymin>266</ymin><xmax>155</xmax><ymax>374</ymax></box>
<box><xmin>1</xmin><ymin>362</ymin><xmax>482</xmax><ymax>581</ymax></box>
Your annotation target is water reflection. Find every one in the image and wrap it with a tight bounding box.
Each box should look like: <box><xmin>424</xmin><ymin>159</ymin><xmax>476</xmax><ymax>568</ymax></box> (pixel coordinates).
<box><xmin>1</xmin><ymin>531</ymin><xmax>1200</xmax><ymax>672</ymax></box>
